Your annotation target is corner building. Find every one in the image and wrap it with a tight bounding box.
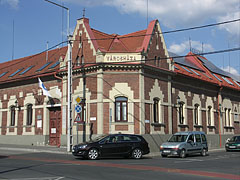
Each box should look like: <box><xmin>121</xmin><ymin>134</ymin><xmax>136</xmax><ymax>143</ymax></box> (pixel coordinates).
<box><xmin>0</xmin><ymin>18</ymin><xmax>239</xmax><ymax>151</ymax></box>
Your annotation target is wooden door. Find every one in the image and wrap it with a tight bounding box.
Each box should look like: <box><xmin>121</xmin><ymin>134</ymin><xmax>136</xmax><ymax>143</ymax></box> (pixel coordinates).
<box><xmin>49</xmin><ymin>107</ymin><xmax>61</xmax><ymax>146</ymax></box>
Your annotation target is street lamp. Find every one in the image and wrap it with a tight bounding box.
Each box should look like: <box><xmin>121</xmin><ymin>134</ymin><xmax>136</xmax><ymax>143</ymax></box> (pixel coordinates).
<box><xmin>45</xmin><ymin>0</ymin><xmax>73</xmax><ymax>152</ymax></box>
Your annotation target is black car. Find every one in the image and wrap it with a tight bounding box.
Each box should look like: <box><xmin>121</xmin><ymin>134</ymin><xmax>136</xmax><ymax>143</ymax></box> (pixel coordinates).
<box><xmin>225</xmin><ymin>136</ymin><xmax>240</xmax><ymax>151</ymax></box>
<box><xmin>72</xmin><ymin>134</ymin><xmax>150</xmax><ymax>160</ymax></box>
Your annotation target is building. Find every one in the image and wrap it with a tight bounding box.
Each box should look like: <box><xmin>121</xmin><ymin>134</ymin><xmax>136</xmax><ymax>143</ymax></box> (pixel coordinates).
<box><xmin>0</xmin><ymin>18</ymin><xmax>239</xmax><ymax>151</ymax></box>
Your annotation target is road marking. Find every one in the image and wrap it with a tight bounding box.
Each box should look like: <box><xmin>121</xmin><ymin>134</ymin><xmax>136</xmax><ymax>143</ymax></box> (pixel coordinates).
<box><xmin>8</xmin><ymin>155</ymin><xmax>240</xmax><ymax>180</ymax></box>
<box><xmin>8</xmin><ymin>177</ymin><xmax>64</xmax><ymax>180</ymax></box>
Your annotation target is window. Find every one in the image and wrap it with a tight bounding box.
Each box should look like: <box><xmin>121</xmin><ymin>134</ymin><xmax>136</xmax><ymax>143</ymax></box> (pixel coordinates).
<box><xmin>154</xmin><ymin>56</ymin><xmax>157</xmax><ymax>66</ymax></box>
<box><xmin>153</xmin><ymin>98</ymin><xmax>161</xmax><ymax>123</ymax></box>
<box><xmin>36</xmin><ymin>62</ymin><xmax>52</xmax><ymax>72</ymax></box>
<box><xmin>10</xmin><ymin>106</ymin><xmax>15</xmax><ymax>126</ymax></box>
<box><xmin>212</xmin><ymin>74</ymin><xmax>222</xmax><ymax>82</ymax></box>
<box><xmin>76</xmin><ymin>56</ymin><xmax>80</xmax><ymax>66</ymax></box>
<box><xmin>179</xmin><ymin>102</ymin><xmax>184</xmax><ymax>124</ymax></box>
<box><xmin>49</xmin><ymin>61</ymin><xmax>60</xmax><ymax>69</ymax></box>
<box><xmin>195</xmin><ymin>134</ymin><xmax>201</xmax><ymax>143</ymax></box>
<box><xmin>157</xmin><ymin>57</ymin><xmax>160</xmax><ymax>66</ymax></box>
<box><xmin>207</xmin><ymin>106</ymin><xmax>212</xmax><ymax>126</ymax></box>
<box><xmin>194</xmin><ymin>104</ymin><xmax>199</xmax><ymax>125</ymax></box>
<box><xmin>201</xmin><ymin>134</ymin><xmax>207</xmax><ymax>142</ymax></box>
<box><xmin>181</xmin><ymin>66</ymin><xmax>192</xmax><ymax>74</ymax></box>
<box><xmin>190</xmin><ymin>69</ymin><xmax>200</xmax><ymax>76</ymax></box>
<box><xmin>19</xmin><ymin>66</ymin><xmax>34</xmax><ymax>75</ymax></box>
<box><xmin>115</xmin><ymin>96</ymin><xmax>128</xmax><ymax>122</ymax></box>
<box><xmin>27</xmin><ymin>104</ymin><xmax>33</xmax><ymax>125</ymax></box>
<box><xmin>9</xmin><ymin>68</ymin><xmax>23</xmax><ymax>77</ymax></box>
<box><xmin>221</xmin><ymin>76</ymin><xmax>233</xmax><ymax>85</ymax></box>
<box><xmin>225</xmin><ymin>108</ymin><xmax>232</xmax><ymax>127</ymax></box>
<box><xmin>0</xmin><ymin>72</ymin><xmax>8</xmax><ymax>78</ymax></box>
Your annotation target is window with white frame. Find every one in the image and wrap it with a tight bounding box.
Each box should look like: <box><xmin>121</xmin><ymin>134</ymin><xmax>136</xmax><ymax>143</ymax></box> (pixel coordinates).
<box><xmin>153</xmin><ymin>98</ymin><xmax>161</xmax><ymax>123</ymax></box>
<box><xmin>27</xmin><ymin>104</ymin><xmax>33</xmax><ymax>126</ymax></box>
<box><xmin>207</xmin><ymin>106</ymin><xmax>213</xmax><ymax>126</ymax></box>
<box><xmin>179</xmin><ymin>102</ymin><xmax>184</xmax><ymax>124</ymax></box>
<box><xmin>225</xmin><ymin>108</ymin><xmax>232</xmax><ymax>127</ymax></box>
<box><xmin>10</xmin><ymin>106</ymin><xmax>15</xmax><ymax>126</ymax></box>
<box><xmin>115</xmin><ymin>96</ymin><xmax>128</xmax><ymax>122</ymax></box>
<box><xmin>194</xmin><ymin>104</ymin><xmax>199</xmax><ymax>125</ymax></box>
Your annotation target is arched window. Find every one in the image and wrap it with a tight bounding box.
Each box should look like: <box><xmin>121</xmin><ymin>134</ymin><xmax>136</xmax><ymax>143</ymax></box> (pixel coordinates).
<box><xmin>153</xmin><ymin>98</ymin><xmax>160</xmax><ymax>123</ymax></box>
<box><xmin>179</xmin><ymin>102</ymin><xmax>184</xmax><ymax>124</ymax></box>
<box><xmin>27</xmin><ymin>104</ymin><xmax>33</xmax><ymax>126</ymax></box>
<box><xmin>207</xmin><ymin>106</ymin><xmax>212</xmax><ymax>126</ymax></box>
<box><xmin>10</xmin><ymin>106</ymin><xmax>15</xmax><ymax>126</ymax></box>
<box><xmin>194</xmin><ymin>104</ymin><xmax>199</xmax><ymax>125</ymax></box>
<box><xmin>115</xmin><ymin>96</ymin><xmax>128</xmax><ymax>122</ymax></box>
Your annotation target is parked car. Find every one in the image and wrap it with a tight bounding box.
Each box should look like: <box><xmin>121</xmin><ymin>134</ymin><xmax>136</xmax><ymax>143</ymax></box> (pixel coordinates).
<box><xmin>72</xmin><ymin>134</ymin><xmax>150</xmax><ymax>160</ymax></box>
<box><xmin>225</xmin><ymin>136</ymin><xmax>240</xmax><ymax>151</ymax></box>
<box><xmin>160</xmin><ymin>131</ymin><xmax>208</xmax><ymax>158</ymax></box>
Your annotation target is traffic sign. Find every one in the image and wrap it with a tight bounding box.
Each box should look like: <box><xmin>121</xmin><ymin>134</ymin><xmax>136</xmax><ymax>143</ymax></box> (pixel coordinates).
<box><xmin>74</xmin><ymin>113</ymin><xmax>81</xmax><ymax>123</ymax></box>
<box><xmin>75</xmin><ymin>105</ymin><xmax>82</xmax><ymax>113</ymax></box>
<box><xmin>75</xmin><ymin>96</ymin><xmax>82</xmax><ymax>104</ymax></box>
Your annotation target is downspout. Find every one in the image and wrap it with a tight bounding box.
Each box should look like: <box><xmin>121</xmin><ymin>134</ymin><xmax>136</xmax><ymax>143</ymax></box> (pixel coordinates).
<box><xmin>217</xmin><ymin>86</ymin><xmax>223</xmax><ymax>148</ymax></box>
<box><xmin>54</xmin><ymin>72</ymin><xmax>63</xmax><ymax>147</ymax></box>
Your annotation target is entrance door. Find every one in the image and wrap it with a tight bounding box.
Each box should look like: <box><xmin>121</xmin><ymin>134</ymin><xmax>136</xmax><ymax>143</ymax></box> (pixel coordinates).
<box><xmin>49</xmin><ymin>107</ymin><xmax>61</xmax><ymax>146</ymax></box>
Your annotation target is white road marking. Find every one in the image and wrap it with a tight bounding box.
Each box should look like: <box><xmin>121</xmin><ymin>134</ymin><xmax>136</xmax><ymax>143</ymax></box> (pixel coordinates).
<box><xmin>8</xmin><ymin>177</ymin><xmax>64</xmax><ymax>180</ymax></box>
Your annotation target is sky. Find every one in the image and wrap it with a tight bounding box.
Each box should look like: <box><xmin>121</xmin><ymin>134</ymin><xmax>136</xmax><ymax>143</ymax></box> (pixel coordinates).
<box><xmin>0</xmin><ymin>0</ymin><xmax>240</xmax><ymax>77</ymax></box>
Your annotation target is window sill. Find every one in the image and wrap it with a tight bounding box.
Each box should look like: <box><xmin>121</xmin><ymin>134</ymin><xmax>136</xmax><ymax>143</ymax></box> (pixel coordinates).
<box><xmin>178</xmin><ymin>124</ymin><xmax>189</xmax><ymax>128</ymax></box>
<box><xmin>224</xmin><ymin>126</ymin><xmax>235</xmax><ymax>129</ymax></box>
<box><xmin>207</xmin><ymin>125</ymin><xmax>216</xmax><ymax>129</ymax></box>
<box><xmin>194</xmin><ymin>125</ymin><xmax>203</xmax><ymax>128</ymax></box>
<box><xmin>151</xmin><ymin>123</ymin><xmax>165</xmax><ymax>127</ymax></box>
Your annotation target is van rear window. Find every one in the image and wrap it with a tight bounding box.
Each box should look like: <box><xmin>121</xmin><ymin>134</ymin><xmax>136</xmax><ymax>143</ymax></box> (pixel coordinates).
<box><xmin>201</xmin><ymin>134</ymin><xmax>207</xmax><ymax>142</ymax></box>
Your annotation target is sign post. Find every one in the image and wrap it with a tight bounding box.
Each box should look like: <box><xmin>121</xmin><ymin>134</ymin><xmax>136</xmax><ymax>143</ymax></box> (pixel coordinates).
<box><xmin>75</xmin><ymin>96</ymin><xmax>82</xmax><ymax>144</ymax></box>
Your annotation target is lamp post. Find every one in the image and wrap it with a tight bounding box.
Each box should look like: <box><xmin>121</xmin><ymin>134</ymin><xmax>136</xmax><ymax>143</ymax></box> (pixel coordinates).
<box><xmin>45</xmin><ymin>0</ymin><xmax>73</xmax><ymax>152</ymax></box>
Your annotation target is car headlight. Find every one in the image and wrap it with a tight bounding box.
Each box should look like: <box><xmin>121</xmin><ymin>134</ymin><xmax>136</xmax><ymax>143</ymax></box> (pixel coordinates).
<box><xmin>225</xmin><ymin>144</ymin><xmax>229</xmax><ymax>147</ymax></box>
<box><xmin>79</xmin><ymin>145</ymin><xmax>88</xmax><ymax>149</ymax></box>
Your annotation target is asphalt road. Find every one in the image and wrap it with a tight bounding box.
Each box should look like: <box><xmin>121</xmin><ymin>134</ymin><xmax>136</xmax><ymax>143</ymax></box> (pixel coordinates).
<box><xmin>0</xmin><ymin>148</ymin><xmax>239</xmax><ymax>180</ymax></box>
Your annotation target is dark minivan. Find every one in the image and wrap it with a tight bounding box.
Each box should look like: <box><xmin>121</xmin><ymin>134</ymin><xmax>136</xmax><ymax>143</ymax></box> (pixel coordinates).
<box><xmin>72</xmin><ymin>134</ymin><xmax>150</xmax><ymax>160</ymax></box>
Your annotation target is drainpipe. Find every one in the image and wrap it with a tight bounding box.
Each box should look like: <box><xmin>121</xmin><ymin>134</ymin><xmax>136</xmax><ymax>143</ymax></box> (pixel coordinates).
<box><xmin>54</xmin><ymin>73</ymin><xmax>63</xmax><ymax>147</ymax></box>
<box><xmin>217</xmin><ymin>86</ymin><xmax>223</xmax><ymax>148</ymax></box>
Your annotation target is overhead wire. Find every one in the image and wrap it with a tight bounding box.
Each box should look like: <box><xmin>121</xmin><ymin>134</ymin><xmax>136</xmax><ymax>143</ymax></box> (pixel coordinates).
<box><xmin>0</xmin><ymin>18</ymin><xmax>240</xmax><ymax>71</ymax></box>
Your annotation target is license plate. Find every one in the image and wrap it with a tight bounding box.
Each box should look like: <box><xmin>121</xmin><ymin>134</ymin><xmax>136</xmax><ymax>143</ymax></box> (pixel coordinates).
<box><xmin>229</xmin><ymin>146</ymin><xmax>236</xmax><ymax>148</ymax></box>
<box><xmin>164</xmin><ymin>150</ymin><xmax>170</xmax><ymax>153</ymax></box>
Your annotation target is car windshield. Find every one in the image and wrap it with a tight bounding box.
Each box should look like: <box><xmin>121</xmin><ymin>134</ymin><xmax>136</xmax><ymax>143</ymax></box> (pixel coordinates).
<box><xmin>229</xmin><ymin>136</ymin><xmax>240</xmax><ymax>142</ymax></box>
<box><xmin>91</xmin><ymin>135</ymin><xmax>108</xmax><ymax>142</ymax></box>
<box><xmin>168</xmin><ymin>135</ymin><xmax>188</xmax><ymax>142</ymax></box>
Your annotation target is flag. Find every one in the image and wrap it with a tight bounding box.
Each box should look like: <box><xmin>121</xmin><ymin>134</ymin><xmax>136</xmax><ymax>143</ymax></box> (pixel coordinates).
<box><xmin>38</xmin><ymin>78</ymin><xmax>52</xmax><ymax>97</ymax></box>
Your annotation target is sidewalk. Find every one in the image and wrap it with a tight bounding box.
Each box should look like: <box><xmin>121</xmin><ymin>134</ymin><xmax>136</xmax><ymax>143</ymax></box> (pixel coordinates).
<box><xmin>0</xmin><ymin>143</ymin><xmax>225</xmax><ymax>157</ymax></box>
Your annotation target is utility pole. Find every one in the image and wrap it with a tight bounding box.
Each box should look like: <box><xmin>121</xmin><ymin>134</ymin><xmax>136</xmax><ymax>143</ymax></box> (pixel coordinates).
<box><xmin>45</xmin><ymin>0</ymin><xmax>73</xmax><ymax>152</ymax></box>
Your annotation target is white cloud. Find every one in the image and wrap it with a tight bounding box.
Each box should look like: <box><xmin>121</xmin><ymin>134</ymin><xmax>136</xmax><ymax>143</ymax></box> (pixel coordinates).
<box><xmin>169</xmin><ymin>40</ymin><xmax>214</xmax><ymax>54</ymax></box>
<box><xmin>0</xmin><ymin>0</ymin><xmax>19</xmax><ymax>9</ymax></box>
<box><xmin>62</xmin><ymin>0</ymin><xmax>239</xmax><ymax>29</ymax></box>
<box><xmin>217</xmin><ymin>11</ymin><xmax>240</xmax><ymax>37</ymax></box>
<box><xmin>222</xmin><ymin>66</ymin><xmax>240</xmax><ymax>76</ymax></box>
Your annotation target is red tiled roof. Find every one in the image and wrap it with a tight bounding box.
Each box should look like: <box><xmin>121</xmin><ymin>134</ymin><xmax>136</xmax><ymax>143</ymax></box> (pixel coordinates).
<box><xmin>0</xmin><ymin>46</ymin><xmax>67</xmax><ymax>84</ymax></box>
<box><xmin>173</xmin><ymin>53</ymin><xmax>240</xmax><ymax>91</ymax></box>
<box><xmin>83</xmin><ymin>18</ymin><xmax>156</xmax><ymax>53</ymax></box>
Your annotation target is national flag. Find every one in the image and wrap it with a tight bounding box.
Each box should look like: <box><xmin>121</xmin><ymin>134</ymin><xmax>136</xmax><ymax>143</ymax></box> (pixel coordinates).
<box><xmin>38</xmin><ymin>78</ymin><xmax>52</xmax><ymax>97</ymax></box>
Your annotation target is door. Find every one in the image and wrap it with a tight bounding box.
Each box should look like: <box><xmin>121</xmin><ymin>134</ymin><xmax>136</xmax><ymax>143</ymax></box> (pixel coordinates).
<box><xmin>100</xmin><ymin>135</ymin><xmax>118</xmax><ymax>156</ymax></box>
<box><xmin>49</xmin><ymin>107</ymin><xmax>61</xmax><ymax>146</ymax></box>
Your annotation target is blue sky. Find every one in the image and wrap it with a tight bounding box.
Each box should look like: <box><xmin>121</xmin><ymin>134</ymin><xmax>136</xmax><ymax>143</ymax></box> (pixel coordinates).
<box><xmin>0</xmin><ymin>0</ymin><xmax>240</xmax><ymax>77</ymax></box>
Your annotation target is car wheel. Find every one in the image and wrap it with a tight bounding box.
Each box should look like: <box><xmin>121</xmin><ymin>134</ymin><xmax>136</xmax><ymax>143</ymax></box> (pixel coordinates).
<box><xmin>201</xmin><ymin>148</ymin><xmax>207</xmax><ymax>156</ymax></box>
<box><xmin>88</xmin><ymin>148</ymin><xmax>99</xmax><ymax>160</ymax></box>
<box><xmin>161</xmin><ymin>154</ymin><xmax>168</xmax><ymax>158</ymax></box>
<box><xmin>132</xmin><ymin>148</ymin><xmax>142</xmax><ymax>159</ymax></box>
<box><xmin>179</xmin><ymin>149</ymin><xmax>186</xmax><ymax>158</ymax></box>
